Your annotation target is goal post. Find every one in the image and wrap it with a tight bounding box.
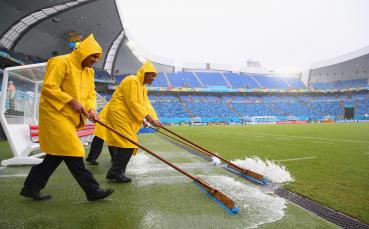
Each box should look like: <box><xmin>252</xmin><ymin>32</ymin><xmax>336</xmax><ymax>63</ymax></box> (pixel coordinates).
<box><xmin>0</xmin><ymin>63</ymin><xmax>45</xmax><ymax>166</ymax></box>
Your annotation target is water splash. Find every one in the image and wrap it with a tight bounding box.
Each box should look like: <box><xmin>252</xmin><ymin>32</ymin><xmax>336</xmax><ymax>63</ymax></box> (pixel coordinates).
<box><xmin>131</xmin><ymin>151</ymin><xmax>290</xmax><ymax>228</ymax></box>
<box><xmin>204</xmin><ymin>175</ymin><xmax>287</xmax><ymax>228</ymax></box>
<box><xmin>140</xmin><ymin>175</ymin><xmax>287</xmax><ymax>229</ymax></box>
<box><xmin>231</xmin><ymin>157</ymin><xmax>294</xmax><ymax>184</ymax></box>
<box><xmin>210</xmin><ymin>156</ymin><xmax>221</xmax><ymax>165</ymax></box>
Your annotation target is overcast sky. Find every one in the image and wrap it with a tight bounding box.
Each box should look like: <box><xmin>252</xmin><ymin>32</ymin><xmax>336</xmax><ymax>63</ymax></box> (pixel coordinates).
<box><xmin>118</xmin><ymin>0</ymin><xmax>369</xmax><ymax>72</ymax></box>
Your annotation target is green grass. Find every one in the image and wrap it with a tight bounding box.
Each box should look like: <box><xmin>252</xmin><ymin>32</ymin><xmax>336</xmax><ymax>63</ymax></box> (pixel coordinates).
<box><xmin>0</xmin><ymin>123</ymin><xmax>368</xmax><ymax>228</ymax></box>
<box><xmin>169</xmin><ymin>123</ymin><xmax>369</xmax><ymax>224</ymax></box>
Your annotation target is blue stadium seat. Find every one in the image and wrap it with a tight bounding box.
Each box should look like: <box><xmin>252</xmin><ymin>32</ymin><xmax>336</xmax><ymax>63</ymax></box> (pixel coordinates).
<box><xmin>195</xmin><ymin>72</ymin><xmax>227</xmax><ymax>87</ymax></box>
<box><xmin>153</xmin><ymin>71</ymin><xmax>305</xmax><ymax>89</ymax></box>
<box><xmin>151</xmin><ymin>95</ymin><xmax>190</xmax><ymax>118</ymax></box>
<box><xmin>151</xmin><ymin>72</ymin><xmax>169</xmax><ymax>87</ymax></box>
<box><xmin>148</xmin><ymin>94</ymin><xmax>369</xmax><ymax>120</ymax></box>
<box><xmin>285</xmin><ymin>78</ymin><xmax>306</xmax><ymax>89</ymax></box>
<box><xmin>311</xmin><ymin>79</ymin><xmax>368</xmax><ymax>90</ymax></box>
<box><xmin>223</xmin><ymin>73</ymin><xmax>261</xmax><ymax>88</ymax></box>
<box><xmin>252</xmin><ymin>75</ymin><xmax>289</xmax><ymax>89</ymax></box>
<box><xmin>167</xmin><ymin>72</ymin><xmax>202</xmax><ymax>87</ymax></box>
<box><xmin>94</xmin><ymin>70</ymin><xmax>112</xmax><ymax>81</ymax></box>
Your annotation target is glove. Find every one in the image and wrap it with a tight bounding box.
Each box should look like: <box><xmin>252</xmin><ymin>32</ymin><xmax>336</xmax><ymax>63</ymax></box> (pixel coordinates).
<box><xmin>145</xmin><ymin>115</ymin><xmax>155</xmax><ymax>124</ymax></box>
<box><xmin>87</xmin><ymin>109</ymin><xmax>99</xmax><ymax>122</ymax></box>
<box><xmin>143</xmin><ymin>120</ymin><xmax>150</xmax><ymax>127</ymax></box>
<box><xmin>145</xmin><ymin>115</ymin><xmax>162</xmax><ymax>127</ymax></box>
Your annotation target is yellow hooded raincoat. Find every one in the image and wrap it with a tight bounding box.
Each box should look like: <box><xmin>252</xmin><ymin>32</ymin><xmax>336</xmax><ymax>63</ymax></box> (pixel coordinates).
<box><xmin>105</xmin><ymin>61</ymin><xmax>158</xmax><ymax>152</ymax></box>
<box><xmin>39</xmin><ymin>34</ymin><xmax>102</xmax><ymax>157</ymax></box>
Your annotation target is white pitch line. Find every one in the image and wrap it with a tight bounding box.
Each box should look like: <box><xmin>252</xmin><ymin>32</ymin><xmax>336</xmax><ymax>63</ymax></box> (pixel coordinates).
<box><xmin>202</xmin><ymin>130</ymin><xmax>369</xmax><ymax>144</ymax></box>
<box><xmin>311</xmin><ymin>141</ymin><xmax>334</xmax><ymax>145</ymax></box>
<box><xmin>276</xmin><ymin>157</ymin><xmax>317</xmax><ymax>162</ymax></box>
<box><xmin>0</xmin><ymin>174</ymin><xmax>28</xmax><ymax>178</ymax></box>
<box><xmin>0</xmin><ymin>167</ymin><xmax>6</xmax><ymax>170</ymax></box>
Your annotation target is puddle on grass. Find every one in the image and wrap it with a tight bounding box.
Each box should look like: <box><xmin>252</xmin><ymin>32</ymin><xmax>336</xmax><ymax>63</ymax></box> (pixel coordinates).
<box><xmin>129</xmin><ymin>153</ymin><xmax>216</xmax><ymax>176</ymax></box>
<box><xmin>138</xmin><ymin>174</ymin><xmax>287</xmax><ymax>229</ymax></box>
<box><xmin>129</xmin><ymin>151</ymin><xmax>289</xmax><ymax>229</ymax></box>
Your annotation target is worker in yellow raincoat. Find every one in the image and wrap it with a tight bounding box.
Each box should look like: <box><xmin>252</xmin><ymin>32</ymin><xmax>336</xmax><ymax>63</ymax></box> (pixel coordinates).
<box><xmin>20</xmin><ymin>34</ymin><xmax>114</xmax><ymax>201</ymax></box>
<box><xmin>105</xmin><ymin>60</ymin><xmax>161</xmax><ymax>183</ymax></box>
<box><xmin>85</xmin><ymin>104</ymin><xmax>116</xmax><ymax>165</ymax></box>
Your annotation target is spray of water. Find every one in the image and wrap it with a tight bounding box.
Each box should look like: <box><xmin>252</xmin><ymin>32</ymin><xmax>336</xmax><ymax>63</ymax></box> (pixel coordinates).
<box><xmin>210</xmin><ymin>156</ymin><xmax>221</xmax><ymax>165</ymax></box>
<box><xmin>231</xmin><ymin>156</ymin><xmax>294</xmax><ymax>184</ymax></box>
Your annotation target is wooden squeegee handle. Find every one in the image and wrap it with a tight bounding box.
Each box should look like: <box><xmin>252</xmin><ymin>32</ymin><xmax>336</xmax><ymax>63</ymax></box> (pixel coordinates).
<box><xmin>95</xmin><ymin>120</ymin><xmax>213</xmax><ymax>191</ymax></box>
<box><xmin>158</xmin><ymin>125</ymin><xmax>261</xmax><ymax>177</ymax></box>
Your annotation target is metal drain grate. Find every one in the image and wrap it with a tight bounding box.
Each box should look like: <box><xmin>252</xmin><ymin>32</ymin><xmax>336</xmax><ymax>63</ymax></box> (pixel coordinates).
<box><xmin>276</xmin><ymin>188</ymin><xmax>369</xmax><ymax>229</ymax></box>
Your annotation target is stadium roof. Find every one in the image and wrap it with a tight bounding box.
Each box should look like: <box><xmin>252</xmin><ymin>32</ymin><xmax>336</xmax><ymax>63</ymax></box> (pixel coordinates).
<box><xmin>310</xmin><ymin>45</ymin><xmax>369</xmax><ymax>69</ymax></box>
<box><xmin>0</xmin><ymin>0</ymin><xmax>273</xmax><ymax>76</ymax></box>
<box><xmin>0</xmin><ymin>0</ymin><xmax>148</xmax><ymax>75</ymax></box>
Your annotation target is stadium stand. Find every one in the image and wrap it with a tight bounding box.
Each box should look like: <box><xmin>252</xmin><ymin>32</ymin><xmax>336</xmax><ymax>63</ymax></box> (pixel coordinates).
<box><xmin>311</xmin><ymin>79</ymin><xmax>368</xmax><ymax>90</ymax></box>
<box><xmin>0</xmin><ymin>50</ymin><xmax>364</xmax><ymax>125</ymax></box>
<box><xmin>97</xmin><ymin>71</ymin><xmax>367</xmax><ymax>123</ymax></box>
<box><xmin>223</xmin><ymin>73</ymin><xmax>261</xmax><ymax>89</ymax></box>
<box><xmin>99</xmin><ymin>92</ymin><xmax>112</xmax><ymax>101</ymax></box>
<box><xmin>149</xmin><ymin>95</ymin><xmax>190</xmax><ymax>118</ymax></box>
<box><xmin>355</xmin><ymin>93</ymin><xmax>369</xmax><ymax>116</ymax></box>
<box><xmin>94</xmin><ymin>69</ymin><xmax>112</xmax><ymax>81</ymax></box>
<box><xmin>195</xmin><ymin>72</ymin><xmax>228</xmax><ymax>87</ymax></box>
<box><xmin>0</xmin><ymin>46</ymin><xmax>45</xmax><ymax>65</ymax></box>
<box><xmin>146</xmin><ymin>93</ymin><xmax>368</xmax><ymax>121</ymax></box>
<box><xmin>151</xmin><ymin>72</ymin><xmax>169</xmax><ymax>87</ymax></box>
<box><xmin>253</xmin><ymin>75</ymin><xmax>289</xmax><ymax>89</ymax></box>
<box><xmin>167</xmin><ymin>72</ymin><xmax>202</xmax><ymax>88</ymax></box>
<box><xmin>147</xmin><ymin>71</ymin><xmax>307</xmax><ymax>90</ymax></box>
<box><xmin>285</xmin><ymin>78</ymin><xmax>306</xmax><ymax>89</ymax></box>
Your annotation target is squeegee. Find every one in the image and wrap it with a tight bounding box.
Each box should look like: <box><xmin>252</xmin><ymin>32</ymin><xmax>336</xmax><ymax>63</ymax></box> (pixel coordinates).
<box><xmin>155</xmin><ymin>125</ymin><xmax>268</xmax><ymax>185</ymax></box>
<box><xmin>96</xmin><ymin>120</ymin><xmax>240</xmax><ymax>215</ymax></box>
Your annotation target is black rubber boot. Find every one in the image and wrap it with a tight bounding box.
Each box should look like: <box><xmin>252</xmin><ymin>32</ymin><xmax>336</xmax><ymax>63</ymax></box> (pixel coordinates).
<box><xmin>106</xmin><ymin>168</ymin><xmax>117</xmax><ymax>180</ymax></box>
<box><xmin>20</xmin><ymin>187</ymin><xmax>52</xmax><ymax>201</ymax></box>
<box><xmin>116</xmin><ymin>174</ymin><xmax>131</xmax><ymax>183</ymax></box>
<box><xmin>106</xmin><ymin>153</ymin><xmax>123</xmax><ymax>180</ymax></box>
<box><xmin>107</xmin><ymin>173</ymin><xmax>131</xmax><ymax>183</ymax></box>
<box><xmin>86</xmin><ymin>188</ymin><xmax>114</xmax><ymax>201</ymax></box>
<box><xmin>86</xmin><ymin>157</ymin><xmax>98</xmax><ymax>165</ymax></box>
<box><xmin>106</xmin><ymin>150</ymin><xmax>132</xmax><ymax>183</ymax></box>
